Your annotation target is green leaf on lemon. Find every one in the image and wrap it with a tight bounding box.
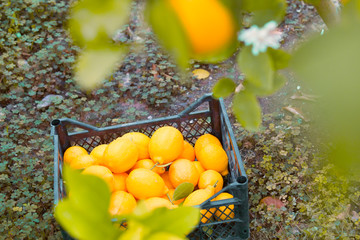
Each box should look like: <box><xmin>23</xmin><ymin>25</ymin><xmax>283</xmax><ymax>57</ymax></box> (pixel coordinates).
<box><xmin>173</xmin><ymin>182</ymin><xmax>194</xmax><ymax>201</ymax></box>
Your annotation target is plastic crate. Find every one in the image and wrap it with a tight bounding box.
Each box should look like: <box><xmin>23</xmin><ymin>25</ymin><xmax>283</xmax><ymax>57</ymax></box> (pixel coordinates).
<box><xmin>51</xmin><ymin>93</ymin><xmax>249</xmax><ymax>239</ymax></box>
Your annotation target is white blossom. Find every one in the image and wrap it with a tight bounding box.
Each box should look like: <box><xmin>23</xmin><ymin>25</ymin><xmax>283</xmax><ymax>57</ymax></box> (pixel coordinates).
<box><xmin>238</xmin><ymin>21</ymin><xmax>282</xmax><ymax>56</ymax></box>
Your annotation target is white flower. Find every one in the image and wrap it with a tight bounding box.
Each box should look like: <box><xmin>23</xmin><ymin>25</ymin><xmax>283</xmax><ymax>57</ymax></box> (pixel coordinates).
<box><xmin>238</xmin><ymin>21</ymin><xmax>282</xmax><ymax>56</ymax></box>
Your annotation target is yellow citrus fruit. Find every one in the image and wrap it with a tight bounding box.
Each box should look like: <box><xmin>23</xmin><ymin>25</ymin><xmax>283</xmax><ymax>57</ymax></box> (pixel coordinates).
<box><xmin>130</xmin><ymin>159</ymin><xmax>165</xmax><ymax>175</ymax></box>
<box><xmin>149</xmin><ymin>126</ymin><xmax>184</xmax><ymax>165</ymax></box>
<box><xmin>122</xmin><ymin>132</ymin><xmax>150</xmax><ymax>160</ymax></box>
<box><xmin>183</xmin><ymin>185</ymin><xmax>216</xmax><ymax>223</ymax></box>
<box><xmin>89</xmin><ymin>144</ymin><xmax>107</xmax><ymax>165</ymax></box>
<box><xmin>144</xmin><ymin>197</ymin><xmax>176</xmax><ymax>211</ymax></box>
<box><xmin>109</xmin><ymin>191</ymin><xmax>137</xmax><ymax>215</ymax></box>
<box><xmin>169</xmin><ymin>159</ymin><xmax>200</xmax><ymax>188</ymax></box>
<box><xmin>194</xmin><ymin>134</ymin><xmax>222</xmax><ymax>157</ymax></box>
<box><xmin>126</xmin><ymin>168</ymin><xmax>168</xmax><ymax>199</ymax></box>
<box><xmin>69</xmin><ymin>154</ymin><xmax>96</xmax><ymax>170</ymax></box>
<box><xmin>198</xmin><ymin>170</ymin><xmax>224</xmax><ymax>194</ymax></box>
<box><xmin>196</xmin><ymin>143</ymin><xmax>228</xmax><ymax>173</ymax></box>
<box><xmin>82</xmin><ymin>165</ymin><xmax>115</xmax><ymax>192</ymax></box>
<box><xmin>63</xmin><ymin>146</ymin><xmax>88</xmax><ymax>164</ymax></box>
<box><xmin>213</xmin><ymin>192</ymin><xmax>234</xmax><ymax>220</ymax></box>
<box><xmin>162</xmin><ymin>189</ymin><xmax>185</xmax><ymax>205</ymax></box>
<box><xmin>113</xmin><ymin>172</ymin><xmax>128</xmax><ymax>192</ymax></box>
<box><xmin>168</xmin><ymin>0</ymin><xmax>235</xmax><ymax>55</ymax></box>
<box><xmin>161</xmin><ymin>171</ymin><xmax>174</xmax><ymax>189</ymax></box>
<box><xmin>177</xmin><ymin>141</ymin><xmax>195</xmax><ymax>161</ymax></box>
<box><xmin>193</xmin><ymin>161</ymin><xmax>205</xmax><ymax>175</ymax></box>
<box><xmin>103</xmin><ymin>138</ymin><xmax>138</xmax><ymax>173</ymax></box>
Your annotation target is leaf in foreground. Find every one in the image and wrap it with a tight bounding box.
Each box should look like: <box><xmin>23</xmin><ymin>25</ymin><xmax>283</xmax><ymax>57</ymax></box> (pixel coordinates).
<box><xmin>232</xmin><ymin>90</ymin><xmax>261</xmax><ymax>131</ymax></box>
<box><xmin>75</xmin><ymin>46</ymin><xmax>127</xmax><ymax>90</ymax></box>
<box><xmin>54</xmin><ymin>166</ymin><xmax>121</xmax><ymax>240</ymax></box>
<box><xmin>213</xmin><ymin>78</ymin><xmax>236</xmax><ymax>99</ymax></box>
<box><xmin>69</xmin><ymin>0</ymin><xmax>131</xmax><ymax>46</ymax></box>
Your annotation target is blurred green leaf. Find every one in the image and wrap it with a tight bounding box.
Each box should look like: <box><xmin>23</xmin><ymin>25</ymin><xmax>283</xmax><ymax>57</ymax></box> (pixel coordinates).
<box><xmin>146</xmin><ymin>232</ymin><xmax>184</xmax><ymax>240</ymax></box>
<box><xmin>232</xmin><ymin>90</ymin><xmax>261</xmax><ymax>131</ymax></box>
<box><xmin>54</xmin><ymin>166</ymin><xmax>120</xmax><ymax>240</ymax></box>
<box><xmin>117</xmin><ymin>222</ymin><xmax>147</xmax><ymax>240</ymax></box>
<box><xmin>145</xmin><ymin>0</ymin><xmax>191</xmax><ymax>69</ymax></box>
<box><xmin>213</xmin><ymin>78</ymin><xmax>236</xmax><ymax>99</ymax></box>
<box><xmin>267</xmin><ymin>48</ymin><xmax>291</xmax><ymax>70</ymax></box>
<box><xmin>242</xmin><ymin>0</ymin><xmax>287</xmax><ymax>26</ymax></box>
<box><xmin>238</xmin><ymin>46</ymin><xmax>274</xmax><ymax>91</ymax></box>
<box><xmin>245</xmin><ymin>73</ymin><xmax>286</xmax><ymax>96</ymax></box>
<box><xmin>128</xmin><ymin>207</ymin><xmax>200</xmax><ymax>237</ymax></box>
<box><xmin>69</xmin><ymin>0</ymin><xmax>131</xmax><ymax>47</ymax></box>
<box><xmin>291</xmin><ymin>19</ymin><xmax>360</xmax><ymax>174</ymax></box>
<box><xmin>75</xmin><ymin>46</ymin><xmax>127</xmax><ymax>90</ymax></box>
<box><xmin>173</xmin><ymin>182</ymin><xmax>194</xmax><ymax>201</ymax></box>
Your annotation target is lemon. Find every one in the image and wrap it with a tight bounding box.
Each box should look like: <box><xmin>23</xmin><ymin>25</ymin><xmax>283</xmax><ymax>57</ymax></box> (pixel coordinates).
<box><xmin>149</xmin><ymin>126</ymin><xmax>184</xmax><ymax>165</ymax></box>
<box><xmin>126</xmin><ymin>168</ymin><xmax>168</xmax><ymax>200</ymax></box>
<box><xmin>103</xmin><ymin>138</ymin><xmax>138</xmax><ymax>173</ymax></box>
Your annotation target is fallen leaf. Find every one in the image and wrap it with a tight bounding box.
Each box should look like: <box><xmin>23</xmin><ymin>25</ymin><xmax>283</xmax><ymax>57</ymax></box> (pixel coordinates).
<box><xmin>192</xmin><ymin>69</ymin><xmax>210</xmax><ymax>79</ymax></box>
<box><xmin>235</xmin><ymin>83</ymin><xmax>245</xmax><ymax>93</ymax></box>
<box><xmin>282</xmin><ymin>106</ymin><xmax>309</xmax><ymax>121</ymax></box>
<box><xmin>260</xmin><ymin>196</ymin><xmax>285</xmax><ymax>209</ymax></box>
<box><xmin>290</xmin><ymin>91</ymin><xmax>318</xmax><ymax>102</ymax></box>
<box><xmin>336</xmin><ymin>204</ymin><xmax>350</xmax><ymax>220</ymax></box>
<box><xmin>351</xmin><ymin>211</ymin><xmax>359</xmax><ymax>222</ymax></box>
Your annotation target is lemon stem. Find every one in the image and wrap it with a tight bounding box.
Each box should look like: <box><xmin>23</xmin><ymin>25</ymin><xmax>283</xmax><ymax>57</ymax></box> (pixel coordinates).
<box><xmin>150</xmin><ymin>162</ymin><xmax>159</xmax><ymax>170</ymax></box>
<box><xmin>166</xmin><ymin>193</ymin><xmax>174</xmax><ymax>205</ymax></box>
<box><xmin>213</xmin><ymin>180</ymin><xmax>219</xmax><ymax>188</ymax></box>
<box><xmin>156</xmin><ymin>162</ymin><xmax>173</xmax><ymax>168</ymax></box>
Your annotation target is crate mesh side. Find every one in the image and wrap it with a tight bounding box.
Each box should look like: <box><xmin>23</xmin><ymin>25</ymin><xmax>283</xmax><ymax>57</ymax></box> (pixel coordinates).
<box><xmin>68</xmin><ymin>118</ymin><xmax>212</xmax><ymax>152</ymax></box>
<box><xmin>180</xmin><ymin>117</ymin><xmax>212</xmax><ymax>145</ymax></box>
<box><xmin>220</xmin><ymin>113</ymin><xmax>241</xmax><ymax>180</ymax></box>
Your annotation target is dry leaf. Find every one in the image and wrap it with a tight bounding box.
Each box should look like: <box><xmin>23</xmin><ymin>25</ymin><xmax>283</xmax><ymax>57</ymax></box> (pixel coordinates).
<box><xmin>351</xmin><ymin>211</ymin><xmax>359</xmax><ymax>222</ymax></box>
<box><xmin>282</xmin><ymin>106</ymin><xmax>309</xmax><ymax>121</ymax></box>
<box><xmin>336</xmin><ymin>204</ymin><xmax>351</xmax><ymax>220</ymax></box>
<box><xmin>235</xmin><ymin>83</ymin><xmax>245</xmax><ymax>93</ymax></box>
<box><xmin>260</xmin><ymin>196</ymin><xmax>285</xmax><ymax>209</ymax></box>
<box><xmin>290</xmin><ymin>91</ymin><xmax>318</xmax><ymax>102</ymax></box>
<box><xmin>192</xmin><ymin>69</ymin><xmax>210</xmax><ymax>79</ymax></box>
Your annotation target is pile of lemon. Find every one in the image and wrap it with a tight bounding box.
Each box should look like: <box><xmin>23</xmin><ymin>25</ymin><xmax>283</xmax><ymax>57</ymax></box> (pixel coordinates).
<box><xmin>63</xmin><ymin>126</ymin><xmax>234</xmax><ymax>223</ymax></box>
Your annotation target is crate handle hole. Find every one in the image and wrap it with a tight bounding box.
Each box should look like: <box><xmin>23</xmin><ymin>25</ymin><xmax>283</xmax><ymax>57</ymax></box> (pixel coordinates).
<box><xmin>51</xmin><ymin>119</ymin><xmax>61</xmax><ymax>126</ymax></box>
<box><xmin>237</xmin><ymin>176</ymin><xmax>247</xmax><ymax>184</ymax></box>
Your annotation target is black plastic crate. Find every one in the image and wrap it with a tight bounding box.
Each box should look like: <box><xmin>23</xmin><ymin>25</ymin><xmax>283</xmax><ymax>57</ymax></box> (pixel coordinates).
<box><xmin>51</xmin><ymin>93</ymin><xmax>249</xmax><ymax>239</ymax></box>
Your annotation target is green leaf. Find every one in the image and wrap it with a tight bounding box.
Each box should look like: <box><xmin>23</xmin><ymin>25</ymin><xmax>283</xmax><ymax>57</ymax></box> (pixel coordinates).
<box><xmin>173</xmin><ymin>182</ymin><xmax>194</xmax><ymax>201</ymax></box>
<box><xmin>267</xmin><ymin>48</ymin><xmax>291</xmax><ymax>70</ymax></box>
<box><xmin>244</xmin><ymin>73</ymin><xmax>287</xmax><ymax>96</ymax></box>
<box><xmin>291</xmin><ymin>20</ymin><xmax>360</xmax><ymax>174</ymax></box>
<box><xmin>69</xmin><ymin>0</ymin><xmax>131</xmax><ymax>47</ymax></box>
<box><xmin>132</xmin><ymin>207</ymin><xmax>200</xmax><ymax>237</ymax></box>
<box><xmin>75</xmin><ymin>46</ymin><xmax>127</xmax><ymax>90</ymax></box>
<box><xmin>232</xmin><ymin>90</ymin><xmax>261</xmax><ymax>131</ymax></box>
<box><xmin>117</xmin><ymin>222</ymin><xmax>148</xmax><ymax>240</ymax></box>
<box><xmin>242</xmin><ymin>0</ymin><xmax>287</xmax><ymax>26</ymax></box>
<box><xmin>212</xmin><ymin>78</ymin><xmax>236</xmax><ymax>99</ymax></box>
<box><xmin>238</xmin><ymin>46</ymin><xmax>274</xmax><ymax>91</ymax></box>
<box><xmin>54</xmin><ymin>166</ymin><xmax>120</xmax><ymax>240</ymax></box>
<box><xmin>145</xmin><ymin>0</ymin><xmax>191</xmax><ymax>69</ymax></box>
<box><xmin>146</xmin><ymin>232</ymin><xmax>184</xmax><ymax>240</ymax></box>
